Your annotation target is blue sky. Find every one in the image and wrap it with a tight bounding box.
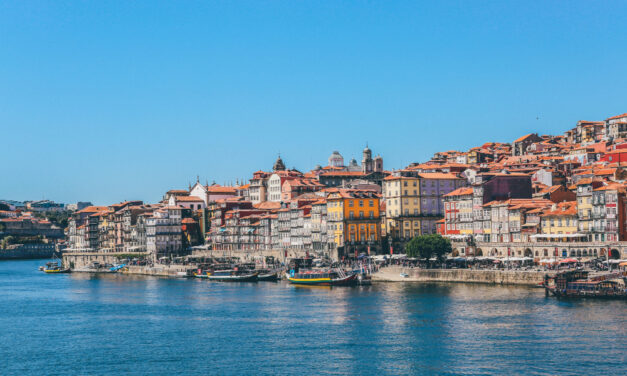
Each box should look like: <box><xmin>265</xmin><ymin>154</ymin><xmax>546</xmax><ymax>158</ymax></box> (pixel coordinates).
<box><xmin>1</xmin><ymin>1</ymin><xmax>626</xmax><ymax>205</ymax></box>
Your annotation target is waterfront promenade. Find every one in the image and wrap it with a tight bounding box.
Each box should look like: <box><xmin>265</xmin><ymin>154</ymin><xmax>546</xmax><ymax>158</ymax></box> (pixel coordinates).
<box><xmin>115</xmin><ymin>263</ymin><xmax>554</xmax><ymax>286</ymax></box>
<box><xmin>373</xmin><ymin>266</ymin><xmax>551</xmax><ymax>286</ymax></box>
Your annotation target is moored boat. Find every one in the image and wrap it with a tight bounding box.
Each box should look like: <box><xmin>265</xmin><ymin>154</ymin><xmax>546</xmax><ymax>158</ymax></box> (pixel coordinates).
<box><xmin>42</xmin><ymin>262</ymin><xmax>71</xmax><ymax>274</ymax></box>
<box><xmin>257</xmin><ymin>270</ymin><xmax>279</xmax><ymax>282</ymax></box>
<box><xmin>208</xmin><ymin>270</ymin><xmax>258</xmax><ymax>282</ymax></box>
<box><xmin>287</xmin><ymin>269</ymin><xmax>357</xmax><ymax>286</ymax></box>
<box><xmin>544</xmin><ymin>270</ymin><xmax>627</xmax><ymax>299</ymax></box>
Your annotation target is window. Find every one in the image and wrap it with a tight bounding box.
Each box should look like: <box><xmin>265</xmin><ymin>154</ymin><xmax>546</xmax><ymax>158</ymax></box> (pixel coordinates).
<box><xmin>349</xmin><ymin>200</ymin><xmax>354</xmax><ymax>207</ymax></box>
<box><xmin>369</xmin><ymin>211</ymin><xmax>374</xmax><ymax>219</ymax></box>
<box><xmin>369</xmin><ymin>200</ymin><xmax>374</xmax><ymax>207</ymax></box>
<box><xmin>359</xmin><ymin>200</ymin><xmax>364</xmax><ymax>207</ymax></box>
<box><xmin>359</xmin><ymin>211</ymin><xmax>364</xmax><ymax>219</ymax></box>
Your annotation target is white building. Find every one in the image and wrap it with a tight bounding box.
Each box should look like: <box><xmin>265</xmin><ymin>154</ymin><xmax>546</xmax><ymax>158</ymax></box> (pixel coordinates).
<box><xmin>168</xmin><ymin>195</ymin><xmax>205</xmax><ymax>211</ymax></box>
<box><xmin>146</xmin><ymin>206</ymin><xmax>183</xmax><ymax>260</ymax></box>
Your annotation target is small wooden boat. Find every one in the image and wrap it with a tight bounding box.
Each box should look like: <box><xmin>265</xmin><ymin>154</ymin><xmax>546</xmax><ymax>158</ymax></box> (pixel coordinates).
<box><xmin>287</xmin><ymin>269</ymin><xmax>357</xmax><ymax>286</ymax></box>
<box><xmin>257</xmin><ymin>270</ymin><xmax>279</xmax><ymax>282</ymax></box>
<box><xmin>208</xmin><ymin>270</ymin><xmax>258</xmax><ymax>282</ymax></box>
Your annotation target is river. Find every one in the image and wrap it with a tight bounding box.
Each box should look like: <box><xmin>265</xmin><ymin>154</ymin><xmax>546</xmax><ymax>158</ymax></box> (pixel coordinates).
<box><xmin>1</xmin><ymin>259</ymin><xmax>625</xmax><ymax>375</ymax></box>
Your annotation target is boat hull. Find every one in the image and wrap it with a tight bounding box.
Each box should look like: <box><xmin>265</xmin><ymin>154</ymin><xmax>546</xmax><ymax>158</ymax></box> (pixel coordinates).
<box><xmin>547</xmin><ymin>288</ymin><xmax>627</xmax><ymax>299</ymax></box>
<box><xmin>287</xmin><ymin>273</ymin><xmax>357</xmax><ymax>286</ymax></box>
<box><xmin>257</xmin><ymin>272</ymin><xmax>279</xmax><ymax>282</ymax></box>
<box><xmin>44</xmin><ymin>268</ymin><xmax>71</xmax><ymax>274</ymax></box>
<box><xmin>208</xmin><ymin>273</ymin><xmax>258</xmax><ymax>282</ymax></box>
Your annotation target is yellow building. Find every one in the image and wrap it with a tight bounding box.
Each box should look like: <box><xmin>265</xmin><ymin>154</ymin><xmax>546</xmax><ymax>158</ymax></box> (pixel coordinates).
<box><xmin>327</xmin><ymin>189</ymin><xmax>381</xmax><ymax>252</ymax></box>
<box><xmin>382</xmin><ymin>176</ymin><xmax>420</xmax><ymax>239</ymax></box>
<box><xmin>541</xmin><ymin>201</ymin><xmax>578</xmax><ymax>236</ymax></box>
<box><xmin>575</xmin><ymin>178</ymin><xmax>600</xmax><ymax>235</ymax></box>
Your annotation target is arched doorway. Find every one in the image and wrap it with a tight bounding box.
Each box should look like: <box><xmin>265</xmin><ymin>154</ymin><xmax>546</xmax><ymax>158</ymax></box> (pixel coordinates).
<box><xmin>524</xmin><ymin>248</ymin><xmax>533</xmax><ymax>257</ymax></box>
<box><xmin>490</xmin><ymin>248</ymin><xmax>498</xmax><ymax>257</ymax></box>
<box><xmin>610</xmin><ymin>249</ymin><xmax>620</xmax><ymax>259</ymax></box>
<box><xmin>475</xmin><ymin>248</ymin><xmax>483</xmax><ymax>256</ymax></box>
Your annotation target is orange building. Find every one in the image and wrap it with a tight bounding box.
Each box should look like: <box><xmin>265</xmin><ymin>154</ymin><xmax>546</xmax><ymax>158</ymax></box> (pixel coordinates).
<box><xmin>327</xmin><ymin>189</ymin><xmax>381</xmax><ymax>254</ymax></box>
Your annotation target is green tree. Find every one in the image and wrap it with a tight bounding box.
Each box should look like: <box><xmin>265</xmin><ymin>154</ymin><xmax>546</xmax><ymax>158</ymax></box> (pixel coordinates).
<box><xmin>405</xmin><ymin>234</ymin><xmax>452</xmax><ymax>260</ymax></box>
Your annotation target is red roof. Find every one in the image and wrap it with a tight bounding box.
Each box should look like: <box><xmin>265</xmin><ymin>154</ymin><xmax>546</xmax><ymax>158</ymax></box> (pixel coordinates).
<box><xmin>606</xmin><ymin>113</ymin><xmax>627</xmax><ymax>121</ymax></box>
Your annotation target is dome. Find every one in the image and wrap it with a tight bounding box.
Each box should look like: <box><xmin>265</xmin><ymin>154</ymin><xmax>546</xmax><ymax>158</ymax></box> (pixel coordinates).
<box><xmin>273</xmin><ymin>155</ymin><xmax>286</xmax><ymax>172</ymax></box>
<box><xmin>328</xmin><ymin>150</ymin><xmax>344</xmax><ymax>168</ymax></box>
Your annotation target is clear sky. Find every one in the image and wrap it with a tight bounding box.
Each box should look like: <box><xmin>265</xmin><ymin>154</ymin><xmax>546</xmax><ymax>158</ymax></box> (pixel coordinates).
<box><xmin>1</xmin><ymin>1</ymin><xmax>626</xmax><ymax>205</ymax></box>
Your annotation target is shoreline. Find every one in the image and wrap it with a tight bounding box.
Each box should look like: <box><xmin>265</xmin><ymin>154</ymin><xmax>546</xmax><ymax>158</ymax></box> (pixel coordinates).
<box><xmin>66</xmin><ymin>264</ymin><xmax>554</xmax><ymax>287</ymax></box>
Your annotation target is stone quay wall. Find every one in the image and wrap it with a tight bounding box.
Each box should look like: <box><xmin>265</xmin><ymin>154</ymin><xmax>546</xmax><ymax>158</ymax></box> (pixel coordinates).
<box><xmin>373</xmin><ymin>266</ymin><xmax>553</xmax><ymax>286</ymax></box>
<box><xmin>0</xmin><ymin>244</ymin><xmax>56</xmax><ymax>260</ymax></box>
<box><xmin>120</xmin><ymin>264</ymin><xmax>192</xmax><ymax>277</ymax></box>
<box><xmin>62</xmin><ymin>252</ymin><xmax>150</xmax><ymax>269</ymax></box>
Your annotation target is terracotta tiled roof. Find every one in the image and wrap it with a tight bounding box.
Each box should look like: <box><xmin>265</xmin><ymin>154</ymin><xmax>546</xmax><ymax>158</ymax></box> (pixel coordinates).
<box><xmin>175</xmin><ymin>196</ymin><xmax>204</xmax><ymax>202</ymax></box>
<box><xmin>514</xmin><ymin>133</ymin><xmax>537</xmax><ymax>143</ymax></box>
<box><xmin>541</xmin><ymin>201</ymin><xmax>577</xmax><ymax>217</ymax></box>
<box><xmin>207</xmin><ymin>186</ymin><xmax>238</xmax><ymax>194</ymax></box>
<box><xmin>319</xmin><ymin>171</ymin><xmax>366</xmax><ymax>177</ymax></box>
<box><xmin>417</xmin><ymin>172</ymin><xmax>462</xmax><ymax>179</ymax></box>
<box><xmin>76</xmin><ymin>206</ymin><xmax>109</xmax><ymax>214</ymax></box>
<box><xmin>443</xmin><ymin>187</ymin><xmax>473</xmax><ymax>197</ymax></box>
<box><xmin>253</xmin><ymin>202</ymin><xmax>282</xmax><ymax>210</ymax></box>
<box><xmin>606</xmin><ymin>113</ymin><xmax>627</xmax><ymax>121</ymax></box>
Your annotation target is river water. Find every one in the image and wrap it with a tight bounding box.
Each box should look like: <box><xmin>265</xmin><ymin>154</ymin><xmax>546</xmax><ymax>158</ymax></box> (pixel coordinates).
<box><xmin>1</xmin><ymin>259</ymin><xmax>625</xmax><ymax>375</ymax></box>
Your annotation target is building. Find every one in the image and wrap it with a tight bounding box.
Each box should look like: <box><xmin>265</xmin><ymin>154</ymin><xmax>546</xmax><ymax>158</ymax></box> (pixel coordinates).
<box><xmin>328</xmin><ymin>151</ymin><xmax>344</xmax><ymax>168</ymax></box>
<box><xmin>249</xmin><ymin>171</ymin><xmax>271</xmax><ymax>204</ymax></box>
<box><xmin>146</xmin><ymin>206</ymin><xmax>183</xmax><ymax>261</ymax></box>
<box><xmin>168</xmin><ymin>195</ymin><xmax>206</xmax><ymax>211</ymax></box>
<box><xmin>576</xmin><ymin>178</ymin><xmax>604</xmax><ymax>239</ymax></box>
<box><xmin>540</xmin><ymin>201</ymin><xmax>579</xmax><ymax>238</ymax></box>
<box><xmin>606</xmin><ymin>113</ymin><xmax>627</xmax><ymax>140</ymax></box>
<box><xmin>591</xmin><ymin>183</ymin><xmax>627</xmax><ymax>242</ymax></box>
<box><xmin>281</xmin><ymin>178</ymin><xmax>325</xmax><ymax>201</ymax></box>
<box><xmin>512</xmin><ymin>133</ymin><xmax>543</xmax><ymax>156</ymax></box>
<box><xmin>383</xmin><ymin>176</ymin><xmax>421</xmax><ymax>240</ymax></box>
<box><xmin>267</xmin><ymin>170</ymin><xmax>303</xmax><ymax>202</ymax></box>
<box><xmin>327</xmin><ymin>189</ymin><xmax>381</xmax><ymax>256</ymax></box>
<box><xmin>442</xmin><ymin>187</ymin><xmax>474</xmax><ymax>237</ymax></box>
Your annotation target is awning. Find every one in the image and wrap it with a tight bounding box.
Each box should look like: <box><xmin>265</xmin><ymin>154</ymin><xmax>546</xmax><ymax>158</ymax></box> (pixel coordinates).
<box><xmin>559</xmin><ymin>258</ymin><xmax>578</xmax><ymax>264</ymax></box>
<box><xmin>531</xmin><ymin>234</ymin><xmax>587</xmax><ymax>239</ymax></box>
